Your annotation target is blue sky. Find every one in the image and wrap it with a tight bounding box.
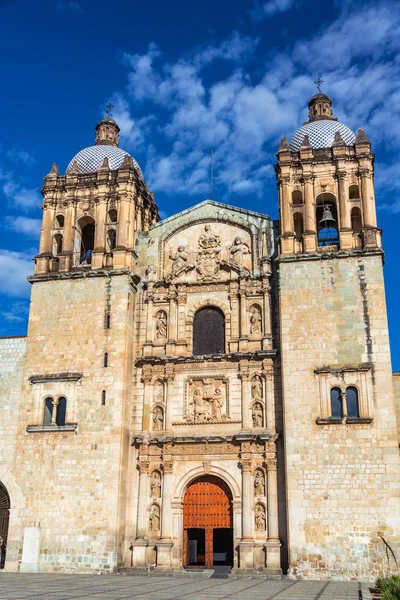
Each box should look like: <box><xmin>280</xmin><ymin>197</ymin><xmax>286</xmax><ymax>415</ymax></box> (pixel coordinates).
<box><xmin>1</xmin><ymin>0</ymin><xmax>400</xmax><ymax>368</ymax></box>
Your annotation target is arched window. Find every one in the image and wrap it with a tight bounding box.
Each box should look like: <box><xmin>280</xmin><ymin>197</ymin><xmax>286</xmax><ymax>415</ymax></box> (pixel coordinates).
<box><xmin>108</xmin><ymin>209</ymin><xmax>117</xmax><ymax>223</ymax></box>
<box><xmin>292</xmin><ymin>190</ymin><xmax>303</xmax><ymax>205</ymax></box>
<box><xmin>346</xmin><ymin>387</ymin><xmax>360</xmax><ymax>418</ymax></box>
<box><xmin>330</xmin><ymin>387</ymin><xmax>343</xmax><ymax>419</ymax></box>
<box><xmin>316</xmin><ymin>194</ymin><xmax>339</xmax><ymax>247</ymax></box>
<box><xmin>56</xmin><ymin>397</ymin><xmax>67</xmax><ymax>426</ymax></box>
<box><xmin>193</xmin><ymin>307</ymin><xmax>225</xmax><ymax>356</ymax></box>
<box><xmin>294</xmin><ymin>213</ymin><xmax>304</xmax><ymax>239</ymax></box>
<box><xmin>53</xmin><ymin>234</ymin><xmax>63</xmax><ymax>256</ymax></box>
<box><xmin>77</xmin><ymin>217</ymin><xmax>95</xmax><ymax>265</ymax></box>
<box><xmin>351</xmin><ymin>207</ymin><xmax>362</xmax><ymax>233</ymax></box>
<box><xmin>349</xmin><ymin>184</ymin><xmax>360</xmax><ymax>200</ymax></box>
<box><xmin>55</xmin><ymin>215</ymin><xmax>65</xmax><ymax>228</ymax></box>
<box><xmin>44</xmin><ymin>397</ymin><xmax>53</xmax><ymax>425</ymax></box>
<box><xmin>107</xmin><ymin>229</ymin><xmax>116</xmax><ymax>252</ymax></box>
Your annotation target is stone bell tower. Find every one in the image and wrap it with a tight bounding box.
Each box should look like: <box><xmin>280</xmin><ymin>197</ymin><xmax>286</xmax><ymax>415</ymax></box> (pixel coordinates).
<box><xmin>276</xmin><ymin>92</ymin><xmax>400</xmax><ymax>579</ymax></box>
<box><xmin>276</xmin><ymin>92</ymin><xmax>380</xmax><ymax>256</ymax></box>
<box><xmin>35</xmin><ymin>116</ymin><xmax>158</xmax><ymax>276</ymax></box>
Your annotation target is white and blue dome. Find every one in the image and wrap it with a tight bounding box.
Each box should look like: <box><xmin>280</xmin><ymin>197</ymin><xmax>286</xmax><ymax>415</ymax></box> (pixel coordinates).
<box><xmin>290</xmin><ymin>119</ymin><xmax>356</xmax><ymax>151</ymax></box>
<box><xmin>66</xmin><ymin>145</ymin><xmax>143</xmax><ymax>178</ymax></box>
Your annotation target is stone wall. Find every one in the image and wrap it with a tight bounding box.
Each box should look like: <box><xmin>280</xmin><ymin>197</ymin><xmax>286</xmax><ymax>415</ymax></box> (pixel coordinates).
<box><xmin>278</xmin><ymin>253</ymin><xmax>400</xmax><ymax>581</ymax></box>
<box><xmin>392</xmin><ymin>373</ymin><xmax>400</xmax><ymax>442</ymax></box>
<box><xmin>7</xmin><ymin>273</ymin><xmax>136</xmax><ymax>572</ymax></box>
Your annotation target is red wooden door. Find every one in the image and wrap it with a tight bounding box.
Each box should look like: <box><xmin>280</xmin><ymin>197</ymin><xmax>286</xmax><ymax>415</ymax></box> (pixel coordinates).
<box><xmin>183</xmin><ymin>476</ymin><xmax>232</xmax><ymax>568</ymax></box>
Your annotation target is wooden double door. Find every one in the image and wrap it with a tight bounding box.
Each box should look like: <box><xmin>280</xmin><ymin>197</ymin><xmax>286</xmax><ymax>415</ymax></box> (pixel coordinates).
<box><xmin>183</xmin><ymin>476</ymin><xmax>233</xmax><ymax>568</ymax></box>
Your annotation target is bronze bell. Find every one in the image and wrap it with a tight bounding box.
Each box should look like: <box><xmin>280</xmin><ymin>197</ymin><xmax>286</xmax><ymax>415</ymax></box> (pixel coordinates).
<box><xmin>319</xmin><ymin>205</ymin><xmax>335</xmax><ymax>225</ymax></box>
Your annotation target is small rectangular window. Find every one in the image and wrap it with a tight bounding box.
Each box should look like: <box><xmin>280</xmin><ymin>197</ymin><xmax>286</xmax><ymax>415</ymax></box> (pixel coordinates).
<box><xmin>101</xmin><ymin>390</ymin><xmax>106</xmax><ymax>406</ymax></box>
<box><xmin>104</xmin><ymin>353</ymin><xmax>108</xmax><ymax>367</ymax></box>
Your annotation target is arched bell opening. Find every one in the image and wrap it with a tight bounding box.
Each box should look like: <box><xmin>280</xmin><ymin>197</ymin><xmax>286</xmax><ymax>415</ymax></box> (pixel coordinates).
<box><xmin>183</xmin><ymin>475</ymin><xmax>233</xmax><ymax>569</ymax></box>
<box><xmin>0</xmin><ymin>482</ymin><xmax>10</xmax><ymax>569</ymax></box>
<box><xmin>316</xmin><ymin>193</ymin><xmax>339</xmax><ymax>247</ymax></box>
<box><xmin>75</xmin><ymin>216</ymin><xmax>95</xmax><ymax>266</ymax></box>
<box><xmin>292</xmin><ymin>190</ymin><xmax>303</xmax><ymax>205</ymax></box>
<box><xmin>349</xmin><ymin>184</ymin><xmax>360</xmax><ymax>200</ymax></box>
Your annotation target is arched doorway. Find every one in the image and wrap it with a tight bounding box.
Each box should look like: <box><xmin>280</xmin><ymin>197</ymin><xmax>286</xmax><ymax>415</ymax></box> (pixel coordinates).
<box><xmin>183</xmin><ymin>475</ymin><xmax>233</xmax><ymax>569</ymax></box>
<box><xmin>0</xmin><ymin>483</ymin><xmax>10</xmax><ymax>569</ymax></box>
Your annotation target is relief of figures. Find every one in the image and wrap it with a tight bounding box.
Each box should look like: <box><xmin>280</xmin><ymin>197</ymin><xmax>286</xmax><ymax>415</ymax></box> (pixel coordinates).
<box><xmin>188</xmin><ymin>377</ymin><xmax>228</xmax><ymax>422</ymax></box>
<box><xmin>151</xmin><ymin>471</ymin><xmax>162</xmax><ymax>498</ymax></box>
<box><xmin>230</xmin><ymin>236</ymin><xmax>250</xmax><ymax>266</ymax></box>
<box><xmin>168</xmin><ymin>245</ymin><xmax>194</xmax><ymax>280</ymax></box>
<box><xmin>149</xmin><ymin>504</ymin><xmax>160</xmax><ymax>531</ymax></box>
<box><xmin>155</xmin><ymin>310</ymin><xmax>167</xmax><ymax>340</ymax></box>
<box><xmin>255</xmin><ymin>503</ymin><xmax>266</xmax><ymax>531</ymax></box>
<box><xmin>254</xmin><ymin>469</ymin><xmax>265</xmax><ymax>497</ymax></box>
<box><xmin>196</xmin><ymin>225</ymin><xmax>221</xmax><ymax>280</ymax></box>
<box><xmin>249</xmin><ymin>305</ymin><xmax>262</xmax><ymax>334</ymax></box>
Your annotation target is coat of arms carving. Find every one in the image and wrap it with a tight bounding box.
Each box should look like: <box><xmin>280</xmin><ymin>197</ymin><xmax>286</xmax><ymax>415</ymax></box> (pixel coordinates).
<box><xmin>196</xmin><ymin>225</ymin><xmax>221</xmax><ymax>280</ymax></box>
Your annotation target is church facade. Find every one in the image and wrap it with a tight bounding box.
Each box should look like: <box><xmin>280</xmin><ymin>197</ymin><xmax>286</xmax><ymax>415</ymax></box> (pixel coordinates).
<box><xmin>0</xmin><ymin>93</ymin><xmax>399</xmax><ymax>580</ymax></box>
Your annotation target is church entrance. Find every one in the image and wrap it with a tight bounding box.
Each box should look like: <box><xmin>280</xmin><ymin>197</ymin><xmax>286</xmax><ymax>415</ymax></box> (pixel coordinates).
<box><xmin>0</xmin><ymin>483</ymin><xmax>10</xmax><ymax>569</ymax></box>
<box><xmin>183</xmin><ymin>476</ymin><xmax>233</xmax><ymax>569</ymax></box>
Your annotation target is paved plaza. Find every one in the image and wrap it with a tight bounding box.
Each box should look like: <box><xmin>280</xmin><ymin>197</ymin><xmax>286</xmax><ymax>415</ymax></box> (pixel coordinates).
<box><xmin>0</xmin><ymin>573</ymin><xmax>370</xmax><ymax>600</ymax></box>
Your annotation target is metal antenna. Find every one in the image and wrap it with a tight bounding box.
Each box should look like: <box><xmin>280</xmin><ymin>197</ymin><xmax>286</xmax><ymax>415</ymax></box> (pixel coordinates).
<box><xmin>314</xmin><ymin>77</ymin><xmax>324</xmax><ymax>93</ymax></box>
<box><xmin>210</xmin><ymin>147</ymin><xmax>214</xmax><ymax>200</ymax></box>
<box><xmin>105</xmin><ymin>102</ymin><xmax>114</xmax><ymax>117</ymax></box>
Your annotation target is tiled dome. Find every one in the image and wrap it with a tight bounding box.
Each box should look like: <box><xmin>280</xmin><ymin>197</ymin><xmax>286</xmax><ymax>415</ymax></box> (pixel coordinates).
<box><xmin>290</xmin><ymin>119</ymin><xmax>356</xmax><ymax>151</ymax></box>
<box><xmin>66</xmin><ymin>145</ymin><xmax>143</xmax><ymax>178</ymax></box>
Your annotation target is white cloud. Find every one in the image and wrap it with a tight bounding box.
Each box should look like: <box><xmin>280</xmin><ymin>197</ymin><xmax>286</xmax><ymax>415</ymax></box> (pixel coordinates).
<box><xmin>0</xmin><ymin>300</ymin><xmax>29</xmax><ymax>324</ymax></box>
<box><xmin>0</xmin><ymin>250</ymin><xmax>32</xmax><ymax>297</ymax></box>
<box><xmin>5</xmin><ymin>216</ymin><xmax>42</xmax><ymax>237</ymax></box>
<box><xmin>2</xmin><ymin>179</ymin><xmax>41</xmax><ymax>210</ymax></box>
<box><xmin>251</xmin><ymin>0</ymin><xmax>295</xmax><ymax>20</ymax></box>
<box><xmin>6</xmin><ymin>149</ymin><xmax>35</xmax><ymax>168</ymax></box>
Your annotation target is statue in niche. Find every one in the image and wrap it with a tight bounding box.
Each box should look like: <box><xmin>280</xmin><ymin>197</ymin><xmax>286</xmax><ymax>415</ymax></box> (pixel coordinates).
<box><xmin>252</xmin><ymin>402</ymin><xmax>263</xmax><ymax>428</ymax></box>
<box><xmin>149</xmin><ymin>504</ymin><xmax>160</xmax><ymax>531</ymax></box>
<box><xmin>155</xmin><ymin>311</ymin><xmax>167</xmax><ymax>339</ymax></box>
<box><xmin>151</xmin><ymin>471</ymin><xmax>161</xmax><ymax>498</ymax></box>
<box><xmin>255</xmin><ymin>504</ymin><xmax>266</xmax><ymax>531</ymax></box>
<box><xmin>254</xmin><ymin>470</ymin><xmax>265</xmax><ymax>497</ymax></box>
<box><xmin>196</xmin><ymin>225</ymin><xmax>221</xmax><ymax>280</ymax></box>
<box><xmin>152</xmin><ymin>406</ymin><xmax>164</xmax><ymax>431</ymax></box>
<box><xmin>230</xmin><ymin>236</ymin><xmax>250</xmax><ymax>266</ymax></box>
<box><xmin>251</xmin><ymin>375</ymin><xmax>263</xmax><ymax>401</ymax></box>
<box><xmin>250</xmin><ymin>306</ymin><xmax>262</xmax><ymax>334</ymax></box>
<box><xmin>169</xmin><ymin>245</ymin><xmax>192</xmax><ymax>276</ymax></box>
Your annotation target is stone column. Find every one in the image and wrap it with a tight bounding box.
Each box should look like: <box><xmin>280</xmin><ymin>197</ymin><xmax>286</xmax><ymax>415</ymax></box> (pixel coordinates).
<box><xmin>303</xmin><ymin>175</ymin><xmax>315</xmax><ymax>232</ymax></box>
<box><xmin>239</xmin><ymin>361</ymin><xmax>251</xmax><ymax>430</ymax></box>
<box><xmin>168</xmin><ymin>286</ymin><xmax>177</xmax><ymax>342</ymax></box>
<box><xmin>177</xmin><ymin>290</ymin><xmax>187</xmax><ymax>344</ymax></box>
<box><xmin>38</xmin><ymin>205</ymin><xmax>54</xmax><ymax>255</ymax></box>
<box><xmin>338</xmin><ymin>172</ymin><xmax>350</xmax><ymax>229</ymax></box>
<box><xmin>146</xmin><ymin>293</ymin><xmax>154</xmax><ymax>344</ymax></box>
<box><xmin>267</xmin><ymin>459</ymin><xmax>279</xmax><ymax>540</ymax></box>
<box><xmin>117</xmin><ymin>196</ymin><xmax>130</xmax><ymax>248</ymax></box>
<box><xmin>263</xmin><ymin>362</ymin><xmax>275</xmax><ymax>431</ymax></box>
<box><xmin>281</xmin><ymin>178</ymin><xmax>293</xmax><ymax>234</ymax></box>
<box><xmin>141</xmin><ymin>366</ymin><xmax>153</xmax><ymax>431</ymax></box>
<box><xmin>360</xmin><ymin>167</ymin><xmax>377</xmax><ymax>228</ymax></box>
<box><xmin>228</xmin><ymin>283</ymin><xmax>240</xmax><ymax>351</ymax></box>
<box><xmin>156</xmin><ymin>453</ymin><xmax>174</xmax><ymax>569</ymax></box>
<box><xmin>92</xmin><ymin>199</ymin><xmax>107</xmax><ymax>269</ymax></box>
<box><xmin>50</xmin><ymin>398</ymin><xmax>59</xmax><ymax>425</ymax></box>
<box><xmin>239</xmin><ymin>454</ymin><xmax>254</xmax><ymax>570</ymax></box>
<box><xmin>239</xmin><ymin>283</ymin><xmax>248</xmax><ymax>346</ymax></box>
<box><xmin>136</xmin><ymin>456</ymin><xmax>150</xmax><ymax>539</ymax></box>
<box><xmin>164</xmin><ymin>368</ymin><xmax>175</xmax><ymax>431</ymax></box>
<box><xmin>63</xmin><ymin>204</ymin><xmax>76</xmax><ymax>255</ymax></box>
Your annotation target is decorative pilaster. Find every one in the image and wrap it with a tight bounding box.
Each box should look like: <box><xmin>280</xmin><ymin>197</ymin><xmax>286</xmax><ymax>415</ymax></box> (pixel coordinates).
<box><xmin>164</xmin><ymin>366</ymin><xmax>175</xmax><ymax>432</ymax></box>
<box><xmin>167</xmin><ymin>285</ymin><xmax>177</xmax><ymax>343</ymax></box>
<box><xmin>265</xmin><ymin>457</ymin><xmax>281</xmax><ymax>571</ymax></box>
<box><xmin>262</xmin><ymin>360</ymin><xmax>275</xmax><ymax>431</ymax></box>
<box><xmin>141</xmin><ymin>365</ymin><xmax>153</xmax><ymax>431</ymax></box>
<box><xmin>156</xmin><ymin>453</ymin><xmax>174</xmax><ymax>569</ymax></box>
<box><xmin>239</xmin><ymin>452</ymin><xmax>254</xmax><ymax>570</ymax></box>
<box><xmin>136</xmin><ymin>455</ymin><xmax>150</xmax><ymax>539</ymax></box>
<box><xmin>239</xmin><ymin>361</ymin><xmax>251</xmax><ymax>430</ymax></box>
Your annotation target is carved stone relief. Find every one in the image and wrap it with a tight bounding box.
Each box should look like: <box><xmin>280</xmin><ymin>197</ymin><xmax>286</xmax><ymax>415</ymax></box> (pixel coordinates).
<box><xmin>150</xmin><ymin>470</ymin><xmax>161</xmax><ymax>498</ymax></box>
<box><xmin>152</xmin><ymin>405</ymin><xmax>164</xmax><ymax>431</ymax></box>
<box><xmin>149</xmin><ymin>504</ymin><xmax>160</xmax><ymax>531</ymax></box>
<box><xmin>155</xmin><ymin>310</ymin><xmax>167</xmax><ymax>340</ymax></box>
<box><xmin>186</xmin><ymin>377</ymin><xmax>229</xmax><ymax>422</ymax></box>
<box><xmin>230</xmin><ymin>236</ymin><xmax>250</xmax><ymax>266</ymax></box>
<box><xmin>255</xmin><ymin>503</ymin><xmax>266</xmax><ymax>531</ymax></box>
<box><xmin>196</xmin><ymin>225</ymin><xmax>222</xmax><ymax>281</ymax></box>
<box><xmin>249</xmin><ymin>305</ymin><xmax>262</xmax><ymax>334</ymax></box>
<box><xmin>251</xmin><ymin>374</ymin><xmax>263</xmax><ymax>401</ymax></box>
<box><xmin>252</xmin><ymin>402</ymin><xmax>264</xmax><ymax>428</ymax></box>
<box><xmin>254</xmin><ymin>469</ymin><xmax>265</xmax><ymax>497</ymax></box>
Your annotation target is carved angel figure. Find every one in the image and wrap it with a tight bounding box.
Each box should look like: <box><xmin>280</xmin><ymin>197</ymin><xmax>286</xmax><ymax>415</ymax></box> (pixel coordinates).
<box><xmin>151</xmin><ymin>471</ymin><xmax>161</xmax><ymax>498</ymax></box>
<box><xmin>250</xmin><ymin>306</ymin><xmax>262</xmax><ymax>334</ymax></box>
<box><xmin>152</xmin><ymin>406</ymin><xmax>164</xmax><ymax>431</ymax></box>
<box><xmin>230</xmin><ymin>236</ymin><xmax>250</xmax><ymax>266</ymax></box>
<box><xmin>155</xmin><ymin>311</ymin><xmax>167</xmax><ymax>339</ymax></box>
<box><xmin>254</xmin><ymin>470</ymin><xmax>265</xmax><ymax>497</ymax></box>
<box><xmin>252</xmin><ymin>402</ymin><xmax>263</xmax><ymax>428</ymax></box>
<box><xmin>149</xmin><ymin>504</ymin><xmax>160</xmax><ymax>531</ymax></box>
<box><xmin>255</xmin><ymin>504</ymin><xmax>266</xmax><ymax>531</ymax></box>
<box><xmin>170</xmin><ymin>245</ymin><xmax>190</xmax><ymax>274</ymax></box>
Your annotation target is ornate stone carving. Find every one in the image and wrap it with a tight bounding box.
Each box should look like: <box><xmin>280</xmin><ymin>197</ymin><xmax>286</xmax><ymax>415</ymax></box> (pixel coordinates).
<box><xmin>187</xmin><ymin>377</ymin><xmax>228</xmax><ymax>422</ymax></box>
<box><xmin>240</xmin><ymin>458</ymin><xmax>253</xmax><ymax>472</ymax></box>
<box><xmin>252</xmin><ymin>402</ymin><xmax>264</xmax><ymax>428</ymax></box>
<box><xmin>168</xmin><ymin>245</ymin><xmax>194</xmax><ymax>280</ymax></box>
<box><xmin>255</xmin><ymin>503</ymin><xmax>266</xmax><ymax>531</ymax></box>
<box><xmin>155</xmin><ymin>310</ymin><xmax>167</xmax><ymax>340</ymax></box>
<box><xmin>152</xmin><ymin>405</ymin><xmax>164</xmax><ymax>431</ymax></box>
<box><xmin>254</xmin><ymin>469</ymin><xmax>265</xmax><ymax>497</ymax></box>
<box><xmin>145</xmin><ymin>265</ymin><xmax>157</xmax><ymax>281</ymax></box>
<box><xmin>230</xmin><ymin>236</ymin><xmax>250</xmax><ymax>266</ymax></box>
<box><xmin>196</xmin><ymin>225</ymin><xmax>221</xmax><ymax>280</ymax></box>
<box><xmin>249</xmin><ymin>305</ymin><xmax>262</xmax><ymax>333</ymax></box>
<box><xmin>149</xmin><ymin>504</ymin><xmax>160</xmax><ymax>531</ymax></box>
<box><xmin>172</xmin><ymin>442</ymin><xmax>238</xmax><ymax>455</ymax></box>
<box><xmin>151</xmin><ymin>471</ymin><xmax>161</xmax><ymax>498</ymax></box>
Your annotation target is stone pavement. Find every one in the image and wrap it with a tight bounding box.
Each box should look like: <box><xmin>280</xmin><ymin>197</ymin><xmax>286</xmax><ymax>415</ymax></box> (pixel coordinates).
<box><xmin>0</xmin><ymin>573</ymin><xmax>369</xmax><ymax>599</ymax></box>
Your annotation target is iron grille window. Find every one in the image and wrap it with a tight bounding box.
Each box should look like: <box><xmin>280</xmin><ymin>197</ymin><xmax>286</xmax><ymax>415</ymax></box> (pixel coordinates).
<box><xmin>193</xmin><ymin>307</ymin><xmax>225</xmax><ymax>356</ymax></box>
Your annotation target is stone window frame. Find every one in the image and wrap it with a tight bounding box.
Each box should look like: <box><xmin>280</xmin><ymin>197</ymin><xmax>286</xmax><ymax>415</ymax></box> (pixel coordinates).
<box><xmin>26</xmin><ymin>373</ymin><xmax>81</xmax><ymax>433</ymax></box>
<box><xmin>315</xmin><ymin>364</ymin><xmax>373</xmax><ymax>425</ymax></box>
